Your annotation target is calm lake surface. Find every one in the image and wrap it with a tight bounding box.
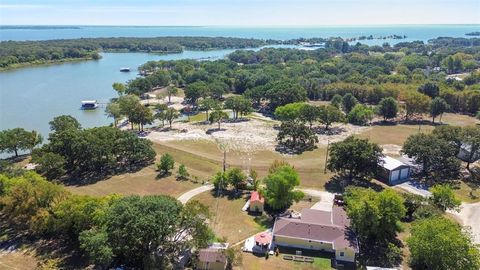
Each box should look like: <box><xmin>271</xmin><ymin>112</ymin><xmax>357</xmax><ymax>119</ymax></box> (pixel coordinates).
<box><xmin>1</xmin><ymin>25</ymin><xmax>479</xmax><ymax>44</ymax></box>
<box><xmin>1</xmin><ymin>25</ymin><xmax>479</xmax><ymax>141</ymax></box>
<box><xmin>0</xmin><ymin>46</ymin><xmax>293</xmax><ymax>139</ymax></box>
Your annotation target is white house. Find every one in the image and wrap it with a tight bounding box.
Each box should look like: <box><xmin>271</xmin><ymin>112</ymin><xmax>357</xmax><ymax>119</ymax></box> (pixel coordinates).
<box><xmin>377</xmin><ymin>156</ymin><xmax>411</xmax><ymax>185</ymax></box>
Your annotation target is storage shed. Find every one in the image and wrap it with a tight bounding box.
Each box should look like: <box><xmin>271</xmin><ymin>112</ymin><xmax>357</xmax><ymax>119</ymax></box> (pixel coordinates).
<box><xmin>377</xmin><ymin>156</ymin><xmax>411</xmax><ymax>185</ymax></box>
<box><xmin>249</xmin><ymin>191</ymin><xmax>264</xmax><ymax>213</ymax></box>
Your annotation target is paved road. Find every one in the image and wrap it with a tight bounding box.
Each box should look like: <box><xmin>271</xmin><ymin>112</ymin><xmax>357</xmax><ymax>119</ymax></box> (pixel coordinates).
<box><xmin>177</xmin><ymin>184</ymin><xmax>214</xmax><ymax>204</ymax></box>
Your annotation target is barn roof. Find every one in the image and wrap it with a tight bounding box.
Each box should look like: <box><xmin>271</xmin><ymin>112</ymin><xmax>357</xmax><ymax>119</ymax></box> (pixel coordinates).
<box><xmin>379</xmin><ymin>156</ymin><xmax>409</xmax><ymax>171</ymax></box>
<box><xmin>250</xmin><ymin>191</ymin><xmax>264</xmax><ymax>203</ymax></box>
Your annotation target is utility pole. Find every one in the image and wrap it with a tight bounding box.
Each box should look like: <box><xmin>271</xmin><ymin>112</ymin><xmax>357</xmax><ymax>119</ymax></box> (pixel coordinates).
<box><xmin>324</xmin><ymin>139</ymin><xmax>330</xmax><ymax>174</ymax></box>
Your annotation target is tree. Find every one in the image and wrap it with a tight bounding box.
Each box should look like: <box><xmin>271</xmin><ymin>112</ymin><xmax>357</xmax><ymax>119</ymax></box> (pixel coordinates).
<box><xmin>224</xmin><ymin>96</ymin><xmax>252</xmax><ymax>120</ymax></box>
<box><xmin>430</xmin><ymin>184</ymin><xmax>461</xmax><ymax>212</ymax></box>
<box><xmin>377</xmin><ymin>97</ymin><xmax>398</xmax><ymax>121</ymax></box>
<box><xmin>112</xmin><ymin>82</ymin><xmax>126</xmax><ymax>96</ymax></box>
<box><xmin>328</xmin><ymin>136</ymin><xmax>383</xmax><ymax>181</ymax></box>
<box><xmin>344</xmin><ymin>187</ymin><xmax>405</xmax><ymax>266</ymax></box>
<box><xmin>408</xmin><ymin>217</ymin><xmax>480</xmax><ymax>270</ymax></box>
<box><xmin>166</xmin><ymin>85</ymin><xmax>178</xmax><ymax>103</ymax></box>
<box><xmin>330</xmin><ymin>94</ymin><xmax>343</xmax><ymax>109</ymax></box>
<box><xmin>299</xmin><ymin>104</ymin><xmax>320</xmax><ymax>128</ymax></box>
<box><xmin>403</xmin><ymin>91</ymin><xmax>430</xmax><ymax>121</ymax></box>
<box><xmin>274</xmin><ymin>102</ymin><xmax>305</xmax><ymax>122</ymax></box>
<box><xmin>177</xmin><ymin>164</ymin><xmax>189</xmax><ymax>180</ymax></box>
<box><xmin>432</xmin><ymin>125</ymin><xmax>463</xmax><ymax>154</ymax></box>
<box><xmin>226</xmin><ymin>167</ymin><xmax>247</xmax><ymax>190</ymax></box>
<box><xmin>261</xmin><ymin>165</ymin><xmax>304</xmax><ymax>212</ymax></box>
<box><xmin>341</xmin><ymin>93</ymin><xmax>358</xmax><ymax>113</ymax></box>
<box><xmin>418</xmin><ymin>82</ymin><xmax>440</xmax><ymax>98</ymax></box>
<box><xmin>105</xmin><ymin>102</ymin><xmax>122</xmax><ymax>127</ymax></box>
<box><xmin>345</xmin><ymin>187</ymin><xmax>406</xmax><ymax>239</ymax></box>
<box><xmin>461</xmin><ymin>126</ymin><xmax>480</xmax><ymax>169</ymax></box>
<box><xmin>0</xmin><ymin>128</ymin><xmax>37</xmax><ymax>157</ymax></box>
<box><xmin>117</xmin><ymin>95</ymin><xmax>141</xmax><ymax>130</ymax></box>
<box><xmin>347</xmin><ymin>104</ymin><xmax>374</xmax><ymax>125</ymax></box>
<box><xmin>158</xmin><ymin>153</ymin><xmax>174</xmax><ymax>175</ymax></box>
<box><xmin>430</xmin><ymin>97</ymin><xmax>449</xmax><ymax>123</ymax></box>
<box><xmin>31</xmin><ymin>151</ymin><xmax>66</xmax><ymax>180</ymax></box>
<box><xmin>79</xmin><ymin>228</ymin><xmax>114</xmax><ymax>267</ymax></box>
<box><xmin>265</xmin><ymin>80</ymin><xmax>307</xmax><ymax>109</ymax></box>
<box><xmin>130</xmin><ymin>103</ymin><xmax>154</xmax><ymax>131</ymax></box>
<box><xmin>318</xmin><ymin>105</ymin><xmax>344</xmax><ymax>130</ymax></box>
<box><xmin>185</xmin><ymin>81</ymin><xmax>209</xmax><ymax>107</ymax></box>
<box><xmin>402</xmin><ymin>133</ymin><xmax>460</xmax><ymax>180</ymax></box>
<box><xmin>0</xmin><ymin>172</ymin><xmax>69</xmax><ymax>234</ymax></box>
<box><xmin>164</xmin><ymin>108</ymin><xmax>180</xmax><ymax>129</ymax></box>
<box><xmin>101</xmin><ymin>196</ymin><xmax>212</xmax><ymax>268</ymax></box>
<box><xmin>199</xmin><ymin>98</ymin><xmax>220</xmax><ymax>122</ymax></box>
<box><xmin>49</xmin><ymin>115</ymin><xmax>81</xmax><ymax>133</ymax></box>
<box><xmin>209</xmin><ymin>109</ymin><xmax>229</xmax><ymax>130</ymax></box>
<box><xmin>212</xmin><ymin>171</ymin><xmax>228</xmax><ymax>191</ymax></box>
<box><xmin>277</xmin><ymin>121</ymin><xmax>318</xmax><ymax>151</ymax></box>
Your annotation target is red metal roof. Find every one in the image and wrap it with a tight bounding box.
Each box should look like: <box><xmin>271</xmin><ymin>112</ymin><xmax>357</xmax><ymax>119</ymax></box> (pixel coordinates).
<box><xmin>254</xmin><ymin>232</ymin><xmax>272</xmax><ymax>245</ymax></box>
<box><xmin>250</xmin><ymin>191</ymin><xmax>264</xmax><ymax>203</ymax></box>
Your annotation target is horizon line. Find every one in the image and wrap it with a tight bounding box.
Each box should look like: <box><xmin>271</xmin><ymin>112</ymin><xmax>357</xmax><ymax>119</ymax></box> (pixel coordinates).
<box><xmin>1</xmin><ymin>23</ymin><xmax>480</xmax><ymax>27</ymax></box>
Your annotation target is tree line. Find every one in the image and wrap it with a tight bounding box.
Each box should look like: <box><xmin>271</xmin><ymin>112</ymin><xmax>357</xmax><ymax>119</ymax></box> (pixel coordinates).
<box><xmin>0</xmin><ymin>36</ymin><xmax>269</xmax><ymax>69</ymax></box>
<box><xmin>26</xmin><ymin>115</ymin><xmax>156</xmax><ymax>181</ymax></box>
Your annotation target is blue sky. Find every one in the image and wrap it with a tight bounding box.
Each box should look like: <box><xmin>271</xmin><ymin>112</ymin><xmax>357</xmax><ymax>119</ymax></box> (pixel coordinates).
<box><xmin>0</xmin><ymin>0</ymin><xmax>479</xmax><ymax>25</ymax></box>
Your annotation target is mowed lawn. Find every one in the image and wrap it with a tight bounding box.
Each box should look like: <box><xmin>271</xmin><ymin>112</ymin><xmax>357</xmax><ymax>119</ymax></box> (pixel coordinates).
<box><xmin>239</xmin><ymin>253</ymin><xmax>334</xmax><ymax>270</ymax></box>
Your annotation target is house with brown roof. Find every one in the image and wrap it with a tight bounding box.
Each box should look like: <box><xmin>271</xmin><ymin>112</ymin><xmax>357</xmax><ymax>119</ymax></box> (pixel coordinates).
<box><xmin>249</xmin><ymin>191</ymin><xmax>264</xmax><ymax>213</ymax></box>
<box><xmin>272</xmin><ymin>206</ymin><xmax>358</xmax><ymax>263</ymax></box>
<box><xmin>197</xmin><ymin>243</ymin><xmax>228</xmax><ymax>270</ymax></box>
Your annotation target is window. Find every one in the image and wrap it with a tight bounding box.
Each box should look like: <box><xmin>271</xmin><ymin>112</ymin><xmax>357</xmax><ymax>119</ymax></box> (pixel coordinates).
<box><xmin>339</xmin><ymin>252</ymin><xmax>344</xmax><ymax>257</ymax></box>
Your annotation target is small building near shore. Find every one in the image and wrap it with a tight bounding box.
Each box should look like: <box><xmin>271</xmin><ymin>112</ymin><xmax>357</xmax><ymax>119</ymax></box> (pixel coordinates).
<box><xmin>249</xmin><ymin>191</ymin><xmax>264</xmax><ymax>213</ymax></box>
<box><xmin>377</xmin><ymin>156</ymin><xmax>411</xmax><ymax>185</ymax></box>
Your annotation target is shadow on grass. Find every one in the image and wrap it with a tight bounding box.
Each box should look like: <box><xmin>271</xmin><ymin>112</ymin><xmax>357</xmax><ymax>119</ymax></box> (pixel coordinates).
<box><xmin>325</xmin><ymin>175</ymin><xmax>384</xmax><ymax>193</ymax></box>
<box><xmin>63</xmin><ymin>161</ymin><xmax>153</xmax><ymax>187</ymax></box>
<box><xmin>209</xmin><ymin>188</ymin><xmax>246</xmax><ymax>201</ymax></box>
<box><xmin>0</xmin><ymin>214</ymin><xmax>88</xmax><ymax>269</ymax></box>
<box><xmin>252</xmin><ymin>215</ymin><xmax>274</xmax><ymax>230</ymax></box>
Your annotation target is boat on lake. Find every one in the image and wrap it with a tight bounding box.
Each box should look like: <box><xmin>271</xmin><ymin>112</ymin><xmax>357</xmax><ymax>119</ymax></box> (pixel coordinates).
<box><xmin>120</xmin><ymin>67</ymin><xmax>131</xmax><ymax>72</ymax></box>
<box><xmin>81</xmin><ymin>100</ymin><xmax>98</xmax><ymax>110</ymax></box>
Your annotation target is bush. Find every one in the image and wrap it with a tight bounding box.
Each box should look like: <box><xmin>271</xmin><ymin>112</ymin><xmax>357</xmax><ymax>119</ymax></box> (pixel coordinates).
<box><xmin>158</xmin><ymin>153</ymin><xmax>174</xmax><ymax>175</ymax></box>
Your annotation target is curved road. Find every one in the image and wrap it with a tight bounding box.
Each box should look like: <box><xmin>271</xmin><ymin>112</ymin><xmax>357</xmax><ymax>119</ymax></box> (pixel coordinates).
<box><xmin>177</xmin><ymin>184</ymin><xmax>214</xmax><ymax>204</ymax></box>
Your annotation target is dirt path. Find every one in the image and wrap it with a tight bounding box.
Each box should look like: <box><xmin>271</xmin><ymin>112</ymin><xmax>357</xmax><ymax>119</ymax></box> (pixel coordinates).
<box><xmin>177</xmin><ymin>184</ymin><xmax>214</xmax><ymax>204</ymax></box>
<box><xmin>452</xmin><ymin>202</ymin><xmax>480</xmax><ymax>244</ymax></box>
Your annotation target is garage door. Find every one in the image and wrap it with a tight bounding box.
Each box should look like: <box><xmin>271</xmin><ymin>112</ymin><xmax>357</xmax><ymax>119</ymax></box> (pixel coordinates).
<box><xmin>391</xmin><ymin>170</ymin><xmax>400</xmax><ymax>183</ymax></box>
<box><xmin>400</xmin><ymin>168</ymin><xmax>409</xmax><ymax>180</ymax></box>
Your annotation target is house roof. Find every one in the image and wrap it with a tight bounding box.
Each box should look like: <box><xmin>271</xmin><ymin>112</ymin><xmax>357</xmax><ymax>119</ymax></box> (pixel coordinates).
<box><xmin>250</xmin><ymin>191</ymin><xmax>264</xmax><ymax>203</ymax></box>
<box><xmin>273</xmin><ymin>207</ymin><xmax>358</xmax><ymax>251</ymax></box>
<box><xmin>198</xmin><ymin>248</ymin><xmax>227</xmax><ymax>263</ymax></box>
<box><xmin>379</xmin><ymin>156</ymin><xmax>409</xmax><ymax>171</ymax></box>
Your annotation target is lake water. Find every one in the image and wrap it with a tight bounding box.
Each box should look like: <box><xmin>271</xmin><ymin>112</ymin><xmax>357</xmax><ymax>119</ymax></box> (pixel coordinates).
<box><xmin>0</xmin><ymin>46</ymin><xmax>294</xmax><ymax>139</ymax></box>
<box><xmin>1</xmin><ymin>25</ymin><xmax>479</xmax><ymax>141</ymax></box>
<box><xmin>1</xmin><ymin>25</ymin><xmax>479</xmax><ymax>44</ymax></box>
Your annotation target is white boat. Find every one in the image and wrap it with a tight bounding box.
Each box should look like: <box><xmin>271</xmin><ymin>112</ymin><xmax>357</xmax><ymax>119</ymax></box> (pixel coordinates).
<box><xmin>120</xmin><ymin>67</ymin><xmax>131</xmax><ymax>72</ymax></box>
<box><xmin>81</xmin><ymin>100</ymin><xmax>98</xmax><ymax>110</ymax></box>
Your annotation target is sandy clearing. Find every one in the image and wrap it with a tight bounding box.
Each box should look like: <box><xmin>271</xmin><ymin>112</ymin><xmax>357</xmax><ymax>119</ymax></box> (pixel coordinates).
<box><xmin>146</xmin><ymin>117</ymin><xmax>369</xmax><ymax>154</ymax></box>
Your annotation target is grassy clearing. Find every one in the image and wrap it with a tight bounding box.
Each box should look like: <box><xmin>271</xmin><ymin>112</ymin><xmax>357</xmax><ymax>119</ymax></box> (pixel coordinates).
<box><xmin>67</xmin><ymin>143</ymin><xmax>206</xmax><ymax>198</ymax></box>
<box><xmin>0</xmin><ymin>252</ymin><xmax>38</xmax><ymax>270</ymax></box>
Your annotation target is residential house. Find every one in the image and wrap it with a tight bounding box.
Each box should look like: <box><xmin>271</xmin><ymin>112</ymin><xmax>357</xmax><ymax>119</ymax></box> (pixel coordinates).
<box><xmin>249</xmin><ymin>191</ymin><xmax>264</xmax><ymax>213</ymax></box>
<box><xmin>197</xmin><ymin>243</ymin><xmax>228</xmax><ymax>270</ymax></box>
<box><xmin>377</xmin><ymin>156</ymin><xmax>411</xmax><ymax>185</ymax></box>
<box><xmin>272</xmin><ymin>206</ymin><xmax>358</xmax><ymax>263</ymax></box>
